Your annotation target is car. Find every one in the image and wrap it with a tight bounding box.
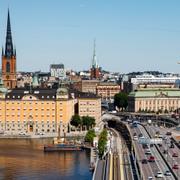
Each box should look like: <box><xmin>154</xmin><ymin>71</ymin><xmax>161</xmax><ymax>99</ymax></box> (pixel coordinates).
<box><xmin>172</xmin><ymin>152</ymin><xmax>178</xmax><ymax>157</ymax></box>
<box><xmin>150</xmin><ymin>144</ymin><xmax>153</xmax><ymax>147</ymax></box>
<box><xmin>163</xmin><ymin>150</ymin><xmax>168</xmax><ymax>154</ymax></box>
<box><xmin>155</xmin><ymin>171</ymin><xmax>163</xmax><ymax>178</ymax></box>
<box><xmin>170</xmin><ymin>144</ymin><xmax>174</xmax><ymax>148</ymax></box>
<box><xmin>138</xmin><ymin>133</ymin><xmax>143</xmax><ymax>138</ymax></box>
<box><xmin>145</xmin><ymin>149</ymin><xmax>151</xmax><ymax>155</ymax></box>
<box><xmin>133</xmin><ymin>135</ymin><xmax>138</xmax><ymax>141</ymax></box>
<box><xmin>141</xmin><ymin>159</ymin><xmax>148</xmax><ymax>164</ymax></box>
<box><xmin>142</xmin><ymin>144</ymin><xmax>149</xmax><ymax>149</ymax></box>
<box><xmin>172</xmin><ymin>164</ymin><xmax>179</xmax><ymax>170</ymax></box>
<box><xmin>162</xmin><ymin>136</ymin><xmax>168</xmax><ymax>140</ymax></box>
<box><xmin>166</xmin><ymin>132</ymin><xmax>172</xmax><ymax>136</ymax></box>
<box><xmin>164</xmin><ymin>170</ymin><xmax>171</xmax><ymax>176</ymax></box>
<box><xmin>111</xmin><ymin>110</ymin><xmax>117</xmax><ymax>114</ymax></box>
<box><xmin>148</xmin><ymin>156</ymin><xmax>155</xmax><ymax>162</ymax></box>
<box><xmin>148</xmin><ymin>176</ymin><xmax>153</xmax><ymax>180</ymax></box>
<box><xmin>158</xmin><ymin>134</ymin><xmax>163</xmax><ymax>138</ymax></box>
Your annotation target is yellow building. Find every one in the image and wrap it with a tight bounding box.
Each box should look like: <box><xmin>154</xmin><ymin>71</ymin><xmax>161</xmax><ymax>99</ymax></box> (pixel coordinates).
<box><xmin>0</xmin><ymin>86</ymin><xmax>75</xmax><ymax>136</ymax></box>
<box><xmin>78</xmin><ymin>93</ymin><xmax>101</xmax><ymax>124</ymax></box>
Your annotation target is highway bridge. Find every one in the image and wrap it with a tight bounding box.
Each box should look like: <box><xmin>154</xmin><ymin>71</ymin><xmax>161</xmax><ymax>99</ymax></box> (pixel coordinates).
<box><xmin>110</xmin><ymin>112</ymin><xmax>179</xmax><ymax>126</ymax></box>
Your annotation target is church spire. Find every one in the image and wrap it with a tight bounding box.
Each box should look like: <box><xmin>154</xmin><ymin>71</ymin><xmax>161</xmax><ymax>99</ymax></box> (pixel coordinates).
<box><xmin>92</xmin><ymin>39</ymin><xmax>98</xmax><ymax>68</ymax></box>
<box><xmin>5</xmin><ymin>9</ymin><xmax>14</xmax><ymax>58</ymax></box>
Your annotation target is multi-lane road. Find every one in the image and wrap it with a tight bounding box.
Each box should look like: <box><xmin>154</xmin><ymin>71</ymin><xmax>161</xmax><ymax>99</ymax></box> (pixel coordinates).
<box><xmin>146</xmin><ymin>125</ymin><xmax>179</xmax><ymax>178</ymax></box>
<box><xmin>128</xmin><ymin>123</ymin><xmax>177</xmax><ymax>179</ymax></box>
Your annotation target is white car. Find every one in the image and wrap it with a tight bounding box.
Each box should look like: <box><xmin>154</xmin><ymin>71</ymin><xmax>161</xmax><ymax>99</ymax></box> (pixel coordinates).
<box><xmin>164</xmin><ymin>170</ymin><xmax>171</xmax><ymax>176</ymax></box>
<box><xmin>133</xmin><ymin>135</ymin><xmax>138</xmax><ymax>141</ymax></box>
<box><xmin>155</xmin><ymin>171</ymin><xmax>163</xmax><ymax>178</ymax></box>
<box><xmin>145</xmin><ymin>149</ymin><xmax>151</xmax><ymax>155</ymax></box>
<box><xmin>148</xmin><ymin>176</ymin><xmax>153</xmax><ymax>180</ymax></box>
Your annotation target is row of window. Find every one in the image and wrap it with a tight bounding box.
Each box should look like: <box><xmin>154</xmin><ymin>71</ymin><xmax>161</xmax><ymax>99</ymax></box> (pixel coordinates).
<box><xmin>6</xmin><ymin>124</ymin><xmax>55</xmax><ymax>128</ymax></box>
<box><xmin>5</xmin><ymin>108</ymin><xmax>56</xmax><ymax>110</ymax></box>
<box><xmin>7</xmin><ymin>95</ymin><xmax>56</xmax><ymax>99</ymax></box>
<box><xmin>5</xmin><ymin>102</ymin><xmax>55</xmax><ymax>105</ymax></box>
<box><xmin>139</xmin><ymin>100</ymin><xmax>180</xmax><ymax>105</ymax></box>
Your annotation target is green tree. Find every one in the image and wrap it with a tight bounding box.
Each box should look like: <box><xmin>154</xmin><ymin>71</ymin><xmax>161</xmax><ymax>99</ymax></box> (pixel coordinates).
<box><xmin>70</xmin><ymin>114</ymin><xmax>82</xmax><ymax>128</ymax></box>
<box><xmin>98</xmin><ymin>129</ymin><xmax>108</xmax><ymax>159</ymax></box>
<box><xmin>82</xmin><ymin>116</ymin><xmax>96</xmax><ymax>130</ymax></box>
<box><xmin>84</xmin><ymin>129</ymin><xmax>96</xmax><ymax>144</ymax></box>
<box><xmin>114</xmin><ymin>92</ymin><xmax>128</xmax><ymax>111</ymax></box>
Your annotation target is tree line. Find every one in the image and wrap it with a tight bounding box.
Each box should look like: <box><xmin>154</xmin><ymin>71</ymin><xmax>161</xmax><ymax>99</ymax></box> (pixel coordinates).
<box><xmin>70</xmin><ymin>114</ymin><xmax>96</xmax><ymax>130</ymax></box>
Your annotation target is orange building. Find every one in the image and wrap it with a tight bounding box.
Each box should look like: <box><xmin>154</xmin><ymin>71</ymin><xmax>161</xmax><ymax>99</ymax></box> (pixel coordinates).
<box><xmin>0</xmin><ymin>87</ymin><xmax>75</xmax><ymax>136</ymax></box>
<box><xmin>2</xmin><ymin>10</ymin><xmax>17</xmax><ymax>89</ymax></box>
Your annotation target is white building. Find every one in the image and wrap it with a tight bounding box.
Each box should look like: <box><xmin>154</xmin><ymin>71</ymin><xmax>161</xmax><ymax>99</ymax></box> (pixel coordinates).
<box><xmin>50</xmin><ymin>64</ymin><xmax>66</xmax><ymax>80</ymax></box>
<box><xmin>131</xmin><ymin>74</ymin><xmax>180</xmax><ymax>84</ymax></box>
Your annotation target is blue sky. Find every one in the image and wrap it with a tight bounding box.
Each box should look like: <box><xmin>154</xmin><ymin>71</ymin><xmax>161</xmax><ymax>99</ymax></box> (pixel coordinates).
<box><xmin>1</xmin><ymin>0</ymin><xmax>180</xmax><ymax>73</ymax></box>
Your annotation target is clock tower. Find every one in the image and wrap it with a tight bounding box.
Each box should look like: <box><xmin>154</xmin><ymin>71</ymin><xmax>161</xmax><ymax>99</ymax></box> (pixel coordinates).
<box><xmin>2</xmin><ymin>10</ymin><xmax>17</xmax><ymax>89</ymax></box>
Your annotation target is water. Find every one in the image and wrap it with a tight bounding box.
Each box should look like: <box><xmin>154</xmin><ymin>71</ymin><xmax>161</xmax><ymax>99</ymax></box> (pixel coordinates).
<box><xmin>0</xmin><ymin>139</ymin><xmax>92</xmax><ymax>180</ymax></box>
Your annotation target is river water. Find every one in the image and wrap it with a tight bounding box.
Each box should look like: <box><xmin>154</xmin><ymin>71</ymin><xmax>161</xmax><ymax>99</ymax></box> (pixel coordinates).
<box><xmin>0</xmin><ymin>139</ymin><xmax>92</xmax><ymax>180</ymax></box>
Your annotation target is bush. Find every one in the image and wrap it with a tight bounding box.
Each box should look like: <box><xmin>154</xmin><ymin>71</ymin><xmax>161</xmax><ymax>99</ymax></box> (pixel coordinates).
<box><xmin>85</xmin><ymin>129</ymin><xmax>96</xmax><ymax>144</ymax></box>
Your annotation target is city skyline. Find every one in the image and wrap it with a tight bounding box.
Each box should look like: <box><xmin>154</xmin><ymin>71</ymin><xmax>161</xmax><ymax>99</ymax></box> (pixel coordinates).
<box><xmin>1</xmin><ymin>0</ymin><xmax>180</xmax><ymax>73</ymax></box>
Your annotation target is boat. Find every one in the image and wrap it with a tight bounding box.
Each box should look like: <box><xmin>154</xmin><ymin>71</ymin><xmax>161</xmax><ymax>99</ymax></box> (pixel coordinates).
<box><xmin>44</xmin><ymin>128</ymin><xmax>82</xmax><ymax>152</ymax></box>
<box><xmin>44</xmin><ymin>143</ymin><xmax>82</xmax><ymax>152</ymax></box>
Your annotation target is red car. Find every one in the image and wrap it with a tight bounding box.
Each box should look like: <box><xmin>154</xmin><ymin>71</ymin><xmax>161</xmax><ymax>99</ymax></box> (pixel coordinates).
<box><xmin>172</xmin><ymin>164</ymin><xmax>179</xmax><ymax>170</ymax></box>
<box><xmin>148</xmin><ymin>156</ymin><xmax>155</xmax><ymax>162</ymax></box>
<box><xmin>172</xmin><ymin>152</ymin><xmax>178</xmax><ymax>157</ymax></box>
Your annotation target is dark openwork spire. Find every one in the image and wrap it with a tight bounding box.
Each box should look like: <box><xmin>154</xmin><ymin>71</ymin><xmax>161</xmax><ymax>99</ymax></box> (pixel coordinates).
<box><xmin>5</xmin><ymin>9</ymin><xmax>14</xmax><ymax>58</ymax></box>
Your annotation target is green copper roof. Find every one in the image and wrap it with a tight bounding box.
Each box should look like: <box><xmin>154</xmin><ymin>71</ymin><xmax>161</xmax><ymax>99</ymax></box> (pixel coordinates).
<box><xmin>129</xmin><ymin>89</ymin><xmax>180</xmax><ymax>98</ymax></box>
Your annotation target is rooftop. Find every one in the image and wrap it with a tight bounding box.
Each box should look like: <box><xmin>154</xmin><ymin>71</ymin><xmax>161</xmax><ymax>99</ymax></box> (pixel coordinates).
<box><xmin>129</xmin><ymin>88</ymin><xmax>180</xmax><ymax>98</ymax></box>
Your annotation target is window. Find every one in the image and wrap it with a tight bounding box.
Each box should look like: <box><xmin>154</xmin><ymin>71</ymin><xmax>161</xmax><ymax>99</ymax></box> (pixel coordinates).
<box><xmin>6</xmin><ymin>62</ymin><xmax>10</xmax><ymax>73</ymax></box>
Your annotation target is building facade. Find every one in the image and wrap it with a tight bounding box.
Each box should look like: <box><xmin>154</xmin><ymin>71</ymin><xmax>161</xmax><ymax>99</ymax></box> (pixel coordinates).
<box><xmin>128</xmin><ymin>88</ymin><xmax>180</xmax><ymax>113</ymax></box>
<box><xmin>73</xmin><ymin>80</ymin><xmax>100</xmax><ymax>94</ymax></box>
<box><xmin>0</xmin><ymin>87</ymin><xmax>75</xmax><ymax>136</ymax></box>
<box><xmin>96</xmin><ymin>82</ymin><xmax>121</xmax><ymax>102</ymax></box>
<box><xmin>50</xmin><ymin>64</ymin><xmax>66</xmax><ymax>80</ymax></box>
<box><xmin>2</xmin><ymin>10</ymin><xmax>17</xmax><ymax>89</ymax></box>
<box><xmin>78</xmin><ymin>95</ymin><xmax>101</xmax><ymax>124</ymax></box>
<box><xmin>0</xmin><ymin>83</ymin><xmax>102</xmax><ymax>136</ymax></box>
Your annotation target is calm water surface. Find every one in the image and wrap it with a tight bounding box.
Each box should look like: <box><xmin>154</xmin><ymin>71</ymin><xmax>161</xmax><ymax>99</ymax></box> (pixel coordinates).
<box><xmin>0</xmin><ymin>139</ymin><xmax>92</xmax><ymax>180</ymax></box>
